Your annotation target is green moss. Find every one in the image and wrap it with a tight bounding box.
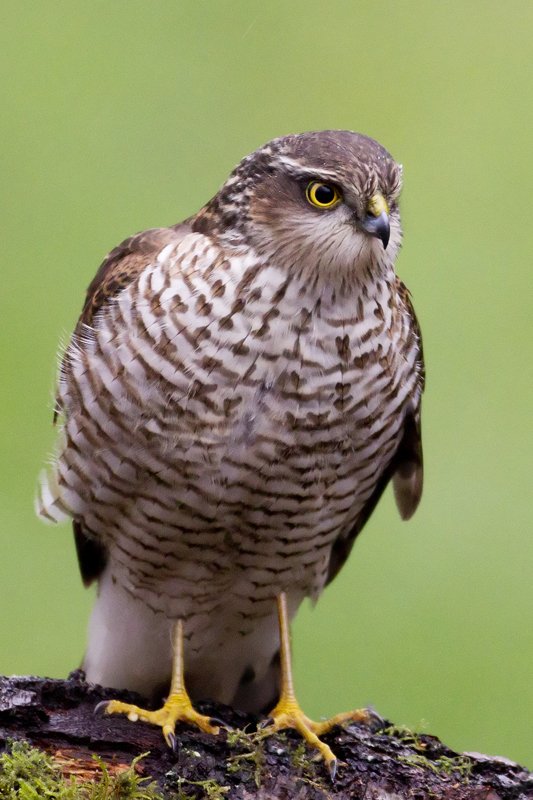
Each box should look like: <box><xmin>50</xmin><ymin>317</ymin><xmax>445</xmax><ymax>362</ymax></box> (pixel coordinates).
<box><xmin>432</xmin><ymin>754</ymin><xmax>473</xmax><ymax>780</ymax></box>
<box><xmin>397</xmin><ymin>751</ymin><xmax>473</xmax><ymax>781</ymax></box>
<box><xmin>383</xmin><ymin>724</ymin><xmax>428</xmax><ymax>752</ymax></box>
<box><xmin>0</xmin><ymin>740</ymin><xmax>164</xmax><ymax>800</ymax></box>
<box><xmin>288</xmin><ymin>740</ymin><xmax>329</xmax><ymax>794</ymax></box>
<box><xmin>225</xmin><ymin>729</ymin><xmax>265</xmax><ymax>789</ymax></box>
<box><xmin>383</xmin><ymin>725</ymin><xmax>472</xmax><ymax>782</ymax></box>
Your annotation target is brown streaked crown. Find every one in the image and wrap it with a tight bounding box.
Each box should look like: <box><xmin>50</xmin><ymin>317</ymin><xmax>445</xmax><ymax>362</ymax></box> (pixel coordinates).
<box><xmin>193</xmin><ymin>130</ymin><xmax>402</xmax><ymax>243</ymax></box>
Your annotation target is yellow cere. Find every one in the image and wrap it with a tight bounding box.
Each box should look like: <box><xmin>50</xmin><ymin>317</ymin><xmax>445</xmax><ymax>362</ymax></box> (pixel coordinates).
<box><xmin>367</xmin><ymin>193</ymin><xmax>390</xmax><ymax>218</ymax></box>
<box><xmin>306</xmin><ymin>181</ymin><xmax>342</xmax><ymax>209</ymax></box>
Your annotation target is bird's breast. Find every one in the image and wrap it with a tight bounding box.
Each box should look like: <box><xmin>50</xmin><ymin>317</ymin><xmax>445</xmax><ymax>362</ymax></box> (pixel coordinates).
<box><xmin>50</xmin><ymin>247</ymin><xmax>418</xmax><ymax>615</ymax></box>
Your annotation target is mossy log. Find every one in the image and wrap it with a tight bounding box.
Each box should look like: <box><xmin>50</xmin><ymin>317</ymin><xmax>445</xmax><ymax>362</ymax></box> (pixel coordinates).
<box><xmin>0</xmin><ymin>673</ymin><xmax>531</xmax><ymax>799</ymax></box>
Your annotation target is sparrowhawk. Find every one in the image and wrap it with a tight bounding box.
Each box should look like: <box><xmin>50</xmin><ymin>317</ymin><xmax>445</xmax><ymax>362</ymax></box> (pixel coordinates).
<box><xmin>38</xmin><ymin>130</ymin><xmax>424</xmax><ymax>774</ymax></box>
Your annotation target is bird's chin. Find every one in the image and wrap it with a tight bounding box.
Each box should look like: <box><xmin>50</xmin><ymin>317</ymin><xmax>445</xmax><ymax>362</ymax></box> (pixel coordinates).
<box><xmin>298</xmin><ymin>229</ymin><xmax>398</xmax><ymax>288</ymax></box>
<box><xmin>249</xmin><ymin>216</ymin><xmax>400</xmax><ymax>289</ymax></box>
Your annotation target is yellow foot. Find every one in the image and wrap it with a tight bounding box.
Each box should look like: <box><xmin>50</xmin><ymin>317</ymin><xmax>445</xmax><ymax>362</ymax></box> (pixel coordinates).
<box><xmin>98</xmin><ymin>691</ymin><xmax>220</xmax><ymax>748</ymax></box>
<box><xmin>262</xmin><ymin>698</ymin><xmax>373</xmax><ymax>779</ymax></box>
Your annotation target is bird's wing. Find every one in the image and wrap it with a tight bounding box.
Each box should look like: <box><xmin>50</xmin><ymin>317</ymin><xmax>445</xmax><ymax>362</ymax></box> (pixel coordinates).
<box><xmin>73</xmin><ymin>520</ymin><xmax>109</xmax><ymax>588</ymax></box>
<box><xmin>58</xmin><ymin>223</ymin><xmax>192</xmax><ymax>587</ymax></box>
<box><xmin>79</xmin><ymin>222</ymin><xmax>191</xmax><ymax>329</ymax></box>
<box><xmin>55</xmin><ymin>222</ymin><xmax>192</xmax><ymax>416</ymax></box>
<box><xmin>326</xmin><ymin>279</ymin><xmax>424</xmax><ymax>586</ymax></box>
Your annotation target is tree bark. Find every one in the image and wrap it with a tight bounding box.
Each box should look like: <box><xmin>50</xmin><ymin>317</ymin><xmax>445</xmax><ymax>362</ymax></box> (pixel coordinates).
<box><xmin>0</xmin><ymin>673</ymin><xmax>530</xmax><ymax>799</ymax></box>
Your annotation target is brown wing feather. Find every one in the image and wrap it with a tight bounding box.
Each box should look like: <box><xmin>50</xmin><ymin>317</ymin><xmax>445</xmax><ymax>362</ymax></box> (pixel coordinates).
<box><xmin>79</xmin><ymin>223</ymin><xmax>190</xmax><ymax>328</ymax></box>
<box><xmin>326</xmin><ymin>279</ymin><xmax>425</xmax><ymax>586</ymax></box>
<box><xmin>396</xmin><ymin>278</ymin><xmax>425</xmax><ymax>393</ymax></box>
<box><xmin>54</xmin><ymin>223</ymin><xmax>191</xmax><ymax>422</ymax></box>
<box><xmin>392</xmin><ymin>280</ymin><xmax>424</xmax><ymax>520</ymax></box>
<box><xmin>73</xmin><ymin>521</ymin><xmax>109</xmax><ymax>587</ymax></box>
<box><xmin>58</xmin><ymin>223</ymin><xmax>191</xmax><ymax>584</ymax></box>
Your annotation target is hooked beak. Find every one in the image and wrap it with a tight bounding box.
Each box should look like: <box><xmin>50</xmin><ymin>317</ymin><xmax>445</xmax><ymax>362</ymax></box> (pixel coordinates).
<box><xmin>362</xmin><ymin>193</ymin><xmax>390</xmax><ymax>249</ymax></box>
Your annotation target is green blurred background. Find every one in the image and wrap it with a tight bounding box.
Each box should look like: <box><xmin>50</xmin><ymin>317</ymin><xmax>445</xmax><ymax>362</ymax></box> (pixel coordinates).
<box><xmin>1</xmin><ymin>0</ymin><xmax>532</xmax><ymax>768</ymax></box>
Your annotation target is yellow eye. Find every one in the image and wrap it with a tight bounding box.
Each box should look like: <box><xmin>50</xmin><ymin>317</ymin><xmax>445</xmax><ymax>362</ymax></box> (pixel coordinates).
<box><xmin>306</xmin><ymin>181</ymin><xmax>342</xmax><ymax>209</ymax></box>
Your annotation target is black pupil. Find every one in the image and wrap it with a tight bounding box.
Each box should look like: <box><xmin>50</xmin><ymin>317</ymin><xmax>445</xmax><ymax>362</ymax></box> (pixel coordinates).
<box><xmin>315</xmin><ymin>184</ymin><xmax>335</xmax><ymax>204</ymax></box>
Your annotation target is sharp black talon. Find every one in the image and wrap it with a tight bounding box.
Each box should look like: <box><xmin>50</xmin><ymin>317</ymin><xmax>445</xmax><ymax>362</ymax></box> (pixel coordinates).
<box><xmin>258</xmin><ymin>717</ymin><xmax>273</xmax><ymax>730</ymax></box>
<box><xmin>210</xmin><ymin>716</ymin><xmax>232</xmax><ymax>730</ymax></box>
<box><xmin>167</xmin><ymin>731</ymin><xmax>177</xmax><ymax>750</ymax></box>
<box><xmin>366</xmin><ymin>707</ymin><xmax>386</xmax><ymax>729</ymax></box>
<box><xmin>94</xmin><ymin>700</ymin><xmax>110</xmax><ymax>716</ymax></box>
<box><xmin>328</xmin><ymin>757</ymin><xmax>338</xmax><ymax>782</ymax></box>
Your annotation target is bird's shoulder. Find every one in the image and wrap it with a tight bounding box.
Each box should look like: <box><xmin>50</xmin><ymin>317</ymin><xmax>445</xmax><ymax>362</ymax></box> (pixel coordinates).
<box><xmin>55</xmin><ymin>222</ymin><xmax>195</xmax><ymax>423</ymax></box>
<box><xmin>78</xmin><ymin>222</ymin><xmax>192</xmax><ymax>328</ymax></box>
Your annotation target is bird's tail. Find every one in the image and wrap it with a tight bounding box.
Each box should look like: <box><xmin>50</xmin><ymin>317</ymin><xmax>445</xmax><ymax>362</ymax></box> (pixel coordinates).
<box><xmin>35</xmin><ymin>469</ymin><xmax>70</xmax><ymax>524</ymax></box>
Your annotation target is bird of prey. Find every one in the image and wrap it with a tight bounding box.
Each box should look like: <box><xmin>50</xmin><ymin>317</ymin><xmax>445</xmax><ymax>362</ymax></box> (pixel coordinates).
<box><xmin>38</xmin><ymin>130</ymin><xmax>424</xmax><ymax>775</ymax></box>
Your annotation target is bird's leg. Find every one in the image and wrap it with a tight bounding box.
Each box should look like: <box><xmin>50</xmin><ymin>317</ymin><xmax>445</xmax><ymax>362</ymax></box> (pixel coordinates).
<box><xmin>100</xmin><ymin>619</ymin><xmax>220</xmax><ymax>746</ymax></box>
<box><xmin>262</xmin><ymin>592</ymin><xmax>371</xmax><ymax>778</ymax></box>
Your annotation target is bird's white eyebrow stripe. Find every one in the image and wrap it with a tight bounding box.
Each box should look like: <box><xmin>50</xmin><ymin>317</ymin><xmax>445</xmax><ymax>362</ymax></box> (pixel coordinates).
<box><xmin>275</xmin><ymin>155</ymin><xmax>339</xmax><ymax>180</ymax></box>
<box><xmin>276</xmin><ymin>156</ymin><xmax>303</xmax><ymax>170</ymax></box>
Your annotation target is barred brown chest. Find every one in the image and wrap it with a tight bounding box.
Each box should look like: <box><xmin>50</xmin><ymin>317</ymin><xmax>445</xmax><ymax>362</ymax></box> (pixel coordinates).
<box><xmin>44</xmin><ymin>232</ymin><xmax>420</xmax><ymax>638</ymax></box>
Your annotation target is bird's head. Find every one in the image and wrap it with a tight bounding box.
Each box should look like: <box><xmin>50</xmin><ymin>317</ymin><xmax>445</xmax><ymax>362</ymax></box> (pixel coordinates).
<box><xmin>196</xmin><ymin>130</ymin><xmax>403</xmax><ymax>288</ymax></box>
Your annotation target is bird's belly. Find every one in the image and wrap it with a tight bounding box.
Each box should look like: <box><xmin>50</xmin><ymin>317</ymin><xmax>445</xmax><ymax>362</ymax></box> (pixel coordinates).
<box><xmin>84</xmin><ymin>389</ymin><xmax>400</xmax><ymax>624</ymax></box>
<box><xmin>84</xmin><ymin>431</ymin><xmax>378</xmax><ymax>685</ymax></box>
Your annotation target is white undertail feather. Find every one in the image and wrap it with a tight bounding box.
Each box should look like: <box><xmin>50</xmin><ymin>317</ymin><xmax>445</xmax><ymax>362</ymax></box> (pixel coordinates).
<box><xmin>86</xmin><ymin>563</ymin><xmax>284</xmax><ymax>707</ymax></box>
